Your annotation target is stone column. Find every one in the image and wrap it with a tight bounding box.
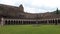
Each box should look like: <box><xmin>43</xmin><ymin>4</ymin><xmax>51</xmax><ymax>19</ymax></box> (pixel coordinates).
<box><xmin>55</xmin><ymin>18</ymin><xmax>58</xmax><ymax>25</ymax></box>
<box><xmin>51</xmin><ymin>19</ymin><xmax>53</xmax><ymax>24</ymax></box>
<box><xmin>22</xmin><ymin>20</ymin><xmax>23</xmax><ymax>24</ymax></box>
<box><xmin>1</xmin><ymin>18</ymin><xmax>4</xmax><ymax>26</ymax></box>
<box><xmin>54</xmin><ymin>19</ymin><xmax>55</xmax><ymax>24</ymax></box>
<box><xmin>13</xmin><ymin>20</ymin><xmax>14</xmax><ymax>25</ymax></box>
<box><xmin>47</xmin><ymin>20</ymin><xmax>49</xmax><ymax>24</ymax></box>
<box><xmin>36</xmin><ymin>21</ymin><xmax>38</xmax><ymax>24</ymax></box>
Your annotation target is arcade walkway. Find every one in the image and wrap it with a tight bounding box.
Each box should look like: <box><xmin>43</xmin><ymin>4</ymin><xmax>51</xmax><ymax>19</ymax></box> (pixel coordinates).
<box><xmin>0</xmin><ymin>18</ymin><xmax>60</xmax><ymax>25</ymax></box>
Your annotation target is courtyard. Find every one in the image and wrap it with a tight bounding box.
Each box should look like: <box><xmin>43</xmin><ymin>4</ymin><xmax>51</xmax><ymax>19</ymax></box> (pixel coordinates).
<box><xmin>0</xmin><ymin>25</ymin><xmax>60</xmax><ymax>34</ymax></box>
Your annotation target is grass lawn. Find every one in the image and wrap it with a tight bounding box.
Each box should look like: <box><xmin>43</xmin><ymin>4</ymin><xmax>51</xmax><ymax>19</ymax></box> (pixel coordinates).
<box><xmin>0</xmin><ymin>25</ymin><xmax>60</xmax><ymax>34</ymax></box>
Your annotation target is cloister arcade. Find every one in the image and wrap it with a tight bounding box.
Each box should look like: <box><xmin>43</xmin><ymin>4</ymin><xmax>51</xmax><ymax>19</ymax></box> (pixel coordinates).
<box><xmin>0</xmin><ymin>18</ymin><xmax>60</xmax><ymax>25</ymax></box>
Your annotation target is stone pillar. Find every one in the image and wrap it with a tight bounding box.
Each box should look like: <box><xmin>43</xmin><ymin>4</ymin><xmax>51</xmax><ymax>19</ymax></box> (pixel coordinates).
<box><xmin>30</xmin><ymin>21</ymin><xmax>31</xmax><ymax>24</ymax></box>
<box><xmin>1</xmin><ymin>18</ymin><xmax>4</xmax><ymax>26</ymax></box>
<box><xmin>36</xmin><ymin>21</ymin><xmax>38</xmax><ymax>24</ymax></box>
<box><xmin>47</xmin><ymin>20</ymin><xmax>49</xmax><ymax>24</ymax></box>
<box><xmin>22</xmin><ymin>20</ymin><xmax>23</xmax><ymax>24</ymax></box>
<box><xmin>51</xmin><ymin>19</ymin><xmax>53</xmax><ymax>24</ymax></box>
<box><xmin>55</xmin><ymin>18</ymin><xmax>58</xmax><ymax>25</ymax></box>
<box><xmin>54</xmin><ymin>19</ymin><xmax>55</xmax><ymax>24</ymax></box>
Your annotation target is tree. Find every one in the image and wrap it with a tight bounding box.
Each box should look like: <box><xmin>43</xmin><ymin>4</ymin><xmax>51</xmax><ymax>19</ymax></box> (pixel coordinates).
<box><xmin>56</xmin><ymin>8</ymin><xmax>59</xmax><ymax>14</ymax></box>
<box><xmin>55</xmin><ymin>8</ymin><xmax>59</xmax><ymax>25</ymax></box>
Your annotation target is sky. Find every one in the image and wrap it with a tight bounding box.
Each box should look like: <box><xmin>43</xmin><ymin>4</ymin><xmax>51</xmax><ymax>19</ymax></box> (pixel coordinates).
<box><xmin>0</xmin><ymin>0</ymin><xmax>60</xmax><ymax>13</ymax></box>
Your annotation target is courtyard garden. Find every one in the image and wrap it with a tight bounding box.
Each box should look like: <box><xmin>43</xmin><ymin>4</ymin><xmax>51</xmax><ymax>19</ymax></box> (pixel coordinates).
<box><xmin>0</xmin><ymin>25</ymin><xmax>60</xmax><ymax>34</ymax></box>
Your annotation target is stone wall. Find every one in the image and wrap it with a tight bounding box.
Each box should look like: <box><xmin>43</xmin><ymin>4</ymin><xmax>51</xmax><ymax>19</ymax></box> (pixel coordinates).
<box><xmin>0</xmin><ymin>4</ymin><xmax>60</xmax><ymax>19</ymax></box>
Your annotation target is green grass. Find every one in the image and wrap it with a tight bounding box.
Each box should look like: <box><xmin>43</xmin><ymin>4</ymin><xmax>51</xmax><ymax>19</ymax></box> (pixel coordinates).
<box><xmin>0</xmin><ymin>25</ymin><xmax>60</xmax><ymax>34</ymax></box>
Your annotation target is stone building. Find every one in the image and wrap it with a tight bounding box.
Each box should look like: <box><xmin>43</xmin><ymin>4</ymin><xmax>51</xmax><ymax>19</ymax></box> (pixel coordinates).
<box><xmin>0</xmin><ymin>4</ymin><xmax>60</xmax><ymax>25</ymax></box>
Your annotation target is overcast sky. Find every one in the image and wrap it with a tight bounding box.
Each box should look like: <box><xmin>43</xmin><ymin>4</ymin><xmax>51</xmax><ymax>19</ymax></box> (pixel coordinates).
<box><xmin>0</xmin><ymin>0</ymin><xmax>60</xmax><ymax>13</ymax></box>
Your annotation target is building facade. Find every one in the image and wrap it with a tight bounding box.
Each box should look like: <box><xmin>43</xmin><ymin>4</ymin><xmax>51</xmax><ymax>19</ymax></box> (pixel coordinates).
<box><xmin>0</xmin><ymin>4</ymin><xmax>60</xmax><ymax>25</ymax></box>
